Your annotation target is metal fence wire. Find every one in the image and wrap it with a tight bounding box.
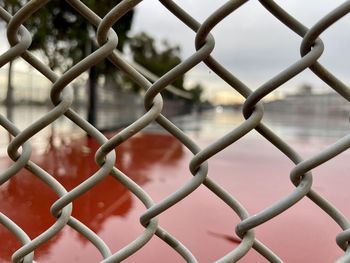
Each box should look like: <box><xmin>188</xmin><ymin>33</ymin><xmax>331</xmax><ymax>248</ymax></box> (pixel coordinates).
<box><xmin>0</xmin><ymin>0</ymin><xmax>350</xmax><ymax>262</ymax></box>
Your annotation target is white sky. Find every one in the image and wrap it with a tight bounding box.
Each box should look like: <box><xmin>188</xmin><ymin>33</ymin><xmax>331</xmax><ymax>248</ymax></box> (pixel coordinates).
<box><xmin>130</xmin><ymin>0</ymin><xmax>350</xmax><ymax>102</ymax></box>
<box><xmin>0</xmin><ymin>1</ymin><xmax>349</xmax><ymax>103</ymax></box>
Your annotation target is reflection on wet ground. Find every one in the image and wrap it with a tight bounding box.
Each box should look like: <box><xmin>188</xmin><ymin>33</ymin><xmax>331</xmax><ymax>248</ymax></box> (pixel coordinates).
<box><xmin>0</xmin><ymin>109</ymin><xmax>349</xmax><ymax>262</ymax></box>
<box><xmin>169</xmin><ymin>110</ymin><xmax>349</xmax><ymax>140</ymax></box>
<box><xmin>0</xmin><ymin>132</ymin><xmax>184</xmax><ymax>262</ymax></box>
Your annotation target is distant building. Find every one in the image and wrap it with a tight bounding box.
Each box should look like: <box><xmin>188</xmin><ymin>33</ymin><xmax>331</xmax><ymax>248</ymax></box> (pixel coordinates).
<box><xmin>264</xmin><ymin>92</ymin><xmax>349</xmax><ymax>116</ymax></box>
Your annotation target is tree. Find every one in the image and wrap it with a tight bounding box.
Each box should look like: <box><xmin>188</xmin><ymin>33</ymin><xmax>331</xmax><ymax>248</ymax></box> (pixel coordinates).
<box><xmin>128</xmin><ymin>32</ymin><xmax>186</xmax><ymax>99</ymax></box>
<box><xmin>298</xmin><ymin>84</ymin><xmax>313</xmax><ymax>95</ymax></box>
<box><xmin>0</xmin><ymin>0</ymin><xmax>23</xmax><ymax>121</ymax></box>
<box><xmin>188</xmin><ymin>84</ymin><xmax>203</xmax><ymax>104</ymax></box>
<box><xmin>29</xmin><ymin>1</ymin><xmax>134</xmax><ymax>126</ymax></box>
<box><xmin>0</xmin><ymin>0</ymin><xmax>134</xmax><ymax>126</ymax></box>
<box><xmin>25</xmin><ymin>1</ymin><xmax>133</xmax><ymax>71</ymax></box>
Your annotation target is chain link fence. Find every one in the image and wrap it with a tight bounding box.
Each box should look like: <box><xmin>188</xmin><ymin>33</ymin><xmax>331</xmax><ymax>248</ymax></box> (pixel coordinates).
<box><xmin>0</xmin><ymin>0</ymin><xmax>350</xmax><ymax>262</ymax></box>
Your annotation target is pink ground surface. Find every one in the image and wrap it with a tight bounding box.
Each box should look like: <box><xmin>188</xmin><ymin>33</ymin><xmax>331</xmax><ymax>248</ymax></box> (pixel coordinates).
<box><xmin>0</xmin><ymin>130</ymin><xmax>349</xmax><ymax>262</ymax></box>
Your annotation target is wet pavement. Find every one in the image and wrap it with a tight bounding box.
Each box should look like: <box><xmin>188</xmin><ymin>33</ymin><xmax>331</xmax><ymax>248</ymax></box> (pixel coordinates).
<box><xmin>0</xmin><ymin>109</ymin><xmax>349</xmax><ymax>262</ymax></box>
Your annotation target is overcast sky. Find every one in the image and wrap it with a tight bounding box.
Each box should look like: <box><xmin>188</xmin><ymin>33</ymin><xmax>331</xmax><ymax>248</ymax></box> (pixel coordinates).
<box><xmin>129</xmin><ymin>0</ymin><xmax>350</xmax><ymax>102</ymax></box>
<box><xmin>1</xmin><ymin>1</ymin><xmax>349</xmax><ymax>103</ymax></box>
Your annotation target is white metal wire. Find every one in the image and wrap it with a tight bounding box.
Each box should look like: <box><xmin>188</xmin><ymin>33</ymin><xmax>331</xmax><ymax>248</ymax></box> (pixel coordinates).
<box><xmin>0</xmin><ymin>0</ymin><xmax>349</xmax><ymax>262</ymax></box>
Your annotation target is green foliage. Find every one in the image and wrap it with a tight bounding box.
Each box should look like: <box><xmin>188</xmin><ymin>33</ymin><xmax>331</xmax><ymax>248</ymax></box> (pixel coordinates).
<box><xmin>1</xmin><ymin>3</ymin><xmax>203</xmax><ymax>103</ymax></box>
<box><xmin>0</xmin><ymin>0</ymin><xmax>22</xmax><ymax>12</ymax></box>
<box><xmin>1</xmin><ymin>0</ymin><xmax>134</xmax><ymax>72</ymax></box>
<box><xmin>188</xmin><ymin>84</ymin><xmax>203</xmax><ymax>104</ymax></box>
<box><xmin>128</xmin><ymin>32</ymin><xmax>185</xmax><ymax>98</ymax></box>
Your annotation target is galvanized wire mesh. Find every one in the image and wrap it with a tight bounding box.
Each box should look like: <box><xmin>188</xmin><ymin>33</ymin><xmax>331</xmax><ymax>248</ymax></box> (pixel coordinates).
<box><xmin>0</xmin><ymin>0</ymin><xmax>350</xmax><ymax>262</ymax></box>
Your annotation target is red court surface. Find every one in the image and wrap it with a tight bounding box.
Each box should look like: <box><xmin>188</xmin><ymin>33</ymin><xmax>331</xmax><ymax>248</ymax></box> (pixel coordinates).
<box><xmin>0</xmin><ymin>128</ymin><xmax>349</xmax><ymax>262</ymax></box>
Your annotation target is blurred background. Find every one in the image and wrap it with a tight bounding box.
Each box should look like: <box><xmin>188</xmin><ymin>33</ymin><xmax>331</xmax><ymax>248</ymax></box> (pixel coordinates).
<box><xmin>0</xmin><ymin>1</ymin><xmax>349</xmax><ymax>262</ymax></box>
<box><xmin>0</xmin><ymin>0</ymin><xmax>348</xmax><ymax>136</ymax></box>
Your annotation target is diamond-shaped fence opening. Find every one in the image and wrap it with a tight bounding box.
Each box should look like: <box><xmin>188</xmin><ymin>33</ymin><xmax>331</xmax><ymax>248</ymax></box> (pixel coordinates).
<box><xmin>0</xmin><ymin>0</ymin><xmax>349</xmax><ymax>262</ymax></box>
